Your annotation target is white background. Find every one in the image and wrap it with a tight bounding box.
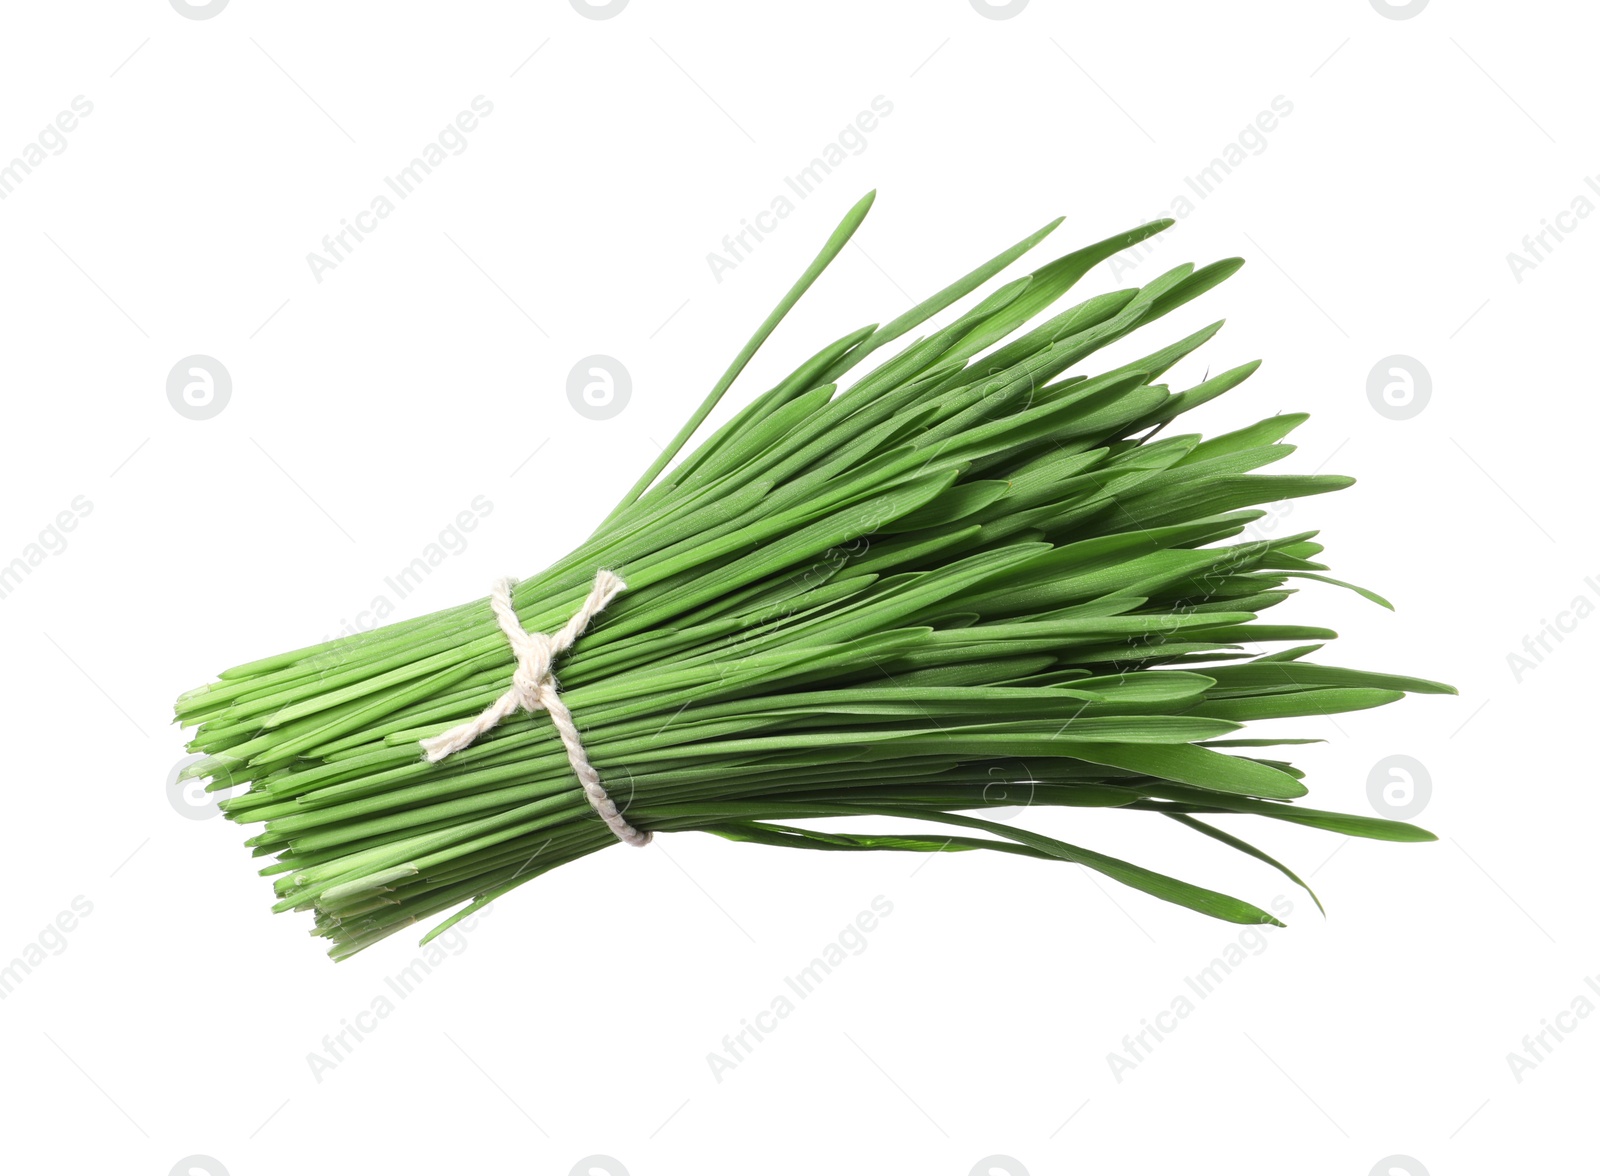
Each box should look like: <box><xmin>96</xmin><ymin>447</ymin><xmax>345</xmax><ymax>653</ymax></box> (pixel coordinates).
<box><xmin>0</xmin><ymin>2</ymin><xmax>1590</xmax><ymax>1173</ymax></box>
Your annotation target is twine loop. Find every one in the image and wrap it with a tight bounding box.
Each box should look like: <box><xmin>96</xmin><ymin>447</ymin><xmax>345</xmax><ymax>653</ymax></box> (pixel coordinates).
<box><xmin>418</xmin><ymin>571</ymin><xmax>649</xmax><ymax>847</ymax></box>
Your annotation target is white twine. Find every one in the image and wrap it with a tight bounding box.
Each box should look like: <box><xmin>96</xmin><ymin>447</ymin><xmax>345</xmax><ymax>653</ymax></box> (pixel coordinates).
<box><xmin>418</xmin><ymin>570</ymin><xmax>650</xmax><ymax>848</ymax></box>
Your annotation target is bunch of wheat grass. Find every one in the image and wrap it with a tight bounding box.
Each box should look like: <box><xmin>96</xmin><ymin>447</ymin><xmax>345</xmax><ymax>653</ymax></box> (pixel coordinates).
<box><xmin>175</xmin><ymin>193</ymin><xmax>1449</xmax><ymax>960</ymax></box>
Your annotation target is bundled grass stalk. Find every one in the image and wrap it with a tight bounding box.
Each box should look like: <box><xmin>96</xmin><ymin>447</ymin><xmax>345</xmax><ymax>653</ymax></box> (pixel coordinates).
<box><xmin>175</xmin><ymin>192</ymin><xmax>1452</xmax><ymax>960</ymax></box>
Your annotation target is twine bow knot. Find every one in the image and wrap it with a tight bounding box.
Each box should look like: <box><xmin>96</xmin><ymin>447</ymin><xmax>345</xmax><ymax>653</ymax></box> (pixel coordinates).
<box><xmin>418</xmin><ymin>570</ymin><xmax>649</xmax><ymax>847</ymax></box>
